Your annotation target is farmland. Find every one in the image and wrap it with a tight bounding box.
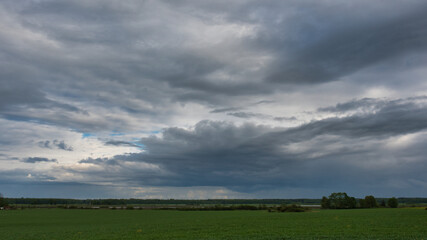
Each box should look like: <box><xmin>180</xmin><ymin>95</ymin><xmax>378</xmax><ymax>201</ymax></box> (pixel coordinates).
<box><xmin>0</xmin><ymin>208</ymin><xmax>426</xmax><ymax>239</ymax></box>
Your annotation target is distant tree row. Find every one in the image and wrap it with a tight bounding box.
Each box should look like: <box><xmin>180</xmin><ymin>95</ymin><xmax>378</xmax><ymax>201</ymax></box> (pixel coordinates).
<box><xmin>3</xmin><ymin>197</ymin><xmax>320</xmax><ymax>206</ymax></box>
<box><xmin>321</xmin><ymin>192</ymin><xmax>398</xmax><ymax>209</ymax></box>
<box><xmin>0</xmin><ymin>192</ymin><xmax>408</xmax><ymax>209</ymax></box>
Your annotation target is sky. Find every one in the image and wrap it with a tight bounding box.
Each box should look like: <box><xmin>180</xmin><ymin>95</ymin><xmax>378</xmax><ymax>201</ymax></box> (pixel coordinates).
<box><xmin>1</xmin><ymin>0</ymin><xmax>427</xmax><ymax>199</ymax></box>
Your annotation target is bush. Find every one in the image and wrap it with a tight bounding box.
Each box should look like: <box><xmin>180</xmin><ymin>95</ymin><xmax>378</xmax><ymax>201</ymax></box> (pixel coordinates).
<box><xmin>276</xmin><ymin>204</ymin><xmax>310</xmax><ymax>212</ymax></box>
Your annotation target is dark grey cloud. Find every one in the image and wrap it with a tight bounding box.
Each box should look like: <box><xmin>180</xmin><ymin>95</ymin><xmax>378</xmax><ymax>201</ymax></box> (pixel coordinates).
<box><xmin>253</xmin><ymin>100</ymin><xmax>275</xmax><ymax>105</ymax></box>
<box><xmin>165</xmin><ymin>1</ymin><xmax>427</xmax><ymax>87</ymax></box>
<box><xmin>55</xmin><ymin>140</ymin><xmax>73</xmax><ymax>151</ymax></box>
<box><xmin>62</xmin><ymin>97</ymin><xmax>427</xmax><ymax>196</ymax></box>
<box><xmin>0</xmin><ymin>0</ymin><xmax>426</xmax><ymax>135</ymax></box>
<box><xmin>262</xmin><ymin>2</ymin><xmax>427</xmax><ymax>85</ymax></box>
<box><xmin>210</xmin><ymin>100</ymin><xmax>275</xmax><ymax>114</ymax></box>
<box><xmin>22</xmin><ymin>157</ymin><xmax>58</xmax><ymax>164</ymax></box>
<box><xmin>227</xmin><ymin>111</ymin><xmax>269</xmax><ymax>119</ymax></box>
<box><xmin>273</xmin><ymin>116</ymin><xmax>297</xmax><ymax>122</ymax></box>
<box><xmin>38</xmin><ymin>140</ymin><xmax>73</xmax><ymax>151</ymax></box>
<box><xmin>318</xmin><ymin>96</ymin><xmax>427</xmax><ymax>113</ymax></box>
<box><xmin>104</xmin><ymin>140</ymin><xmax>141</xmax><ymax>148</ymax></box>
<box><xmin>264</xmin><ymin>97</ymin><xmax>427</xmax><ymax>144</ymax></box>
<box><xmin>318</xmin><ymin>98</ymin><xmax>384</xmax><ymax>113</ymax></box>
<box><xmin>226</xmin><ymin>111</ymin><xmax>296</xmax><ymax>121</ymax></box>
<box><xmin>79</xmin><ymin>157</ymin><xmax>119</xmax><ymax>166</ymax></box>
<box><xmin>0</xmin><ymin>78</ymin><xmax>83</xmax><ymax>113</ymax></box>
<box><xmin>210</xmin><ymin>107</ymin><xmax>242</xmax><ymax>113</ymax></box>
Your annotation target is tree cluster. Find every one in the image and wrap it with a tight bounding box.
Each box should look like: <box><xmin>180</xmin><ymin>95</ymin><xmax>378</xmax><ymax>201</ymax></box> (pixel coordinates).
<box><xmin>321</xmin><ymin>192</ymin><xmax>356</xmax><ymax>209</ymax></box>
<box><xmin>321</xmin><ymin>193</ymin><xmax>399</xmax><ymax>209</ymax></box>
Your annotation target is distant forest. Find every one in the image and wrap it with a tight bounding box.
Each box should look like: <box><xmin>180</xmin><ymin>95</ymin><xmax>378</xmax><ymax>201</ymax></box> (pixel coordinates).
<box><xmin>4</xmin><ymin>197</ymin><xmax>427</xmax><ymax>206</ymax></box>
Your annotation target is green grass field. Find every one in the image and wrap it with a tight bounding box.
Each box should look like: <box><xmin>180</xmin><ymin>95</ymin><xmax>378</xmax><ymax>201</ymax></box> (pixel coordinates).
<box><xmin>1</xmin><ymin>208</ymin><xmax>426</xmax><ymax>239</ymax></box>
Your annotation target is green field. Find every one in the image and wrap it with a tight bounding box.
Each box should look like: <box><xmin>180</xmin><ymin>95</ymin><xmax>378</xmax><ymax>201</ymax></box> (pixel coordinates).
<box><xmin>1</xmin><ymin>208</ymin><xmax>426</xmax><ymax>239</ymax></box>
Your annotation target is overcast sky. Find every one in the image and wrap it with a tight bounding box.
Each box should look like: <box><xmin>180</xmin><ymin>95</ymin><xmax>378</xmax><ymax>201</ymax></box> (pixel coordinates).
<box><xmin>1</xmin><ymin>0</ymin><xmax>427</xmax><ymax>199</ymax></box>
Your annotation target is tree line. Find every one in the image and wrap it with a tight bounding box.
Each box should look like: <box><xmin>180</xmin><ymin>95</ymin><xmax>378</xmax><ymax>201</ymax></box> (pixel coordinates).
<box><xmin>321</xmin><ymin>192</ymin><xmax>398</xmax><ymax>209</ymax></box>
<box><xmin>1</xmin><ymin>192</ymin><xmax>424</xmax><ymax>209</ymax></box>
<box><xmin>1</xmin><ymin>197</ymin><xmax>320</xmax><ymax>206</ymax></box>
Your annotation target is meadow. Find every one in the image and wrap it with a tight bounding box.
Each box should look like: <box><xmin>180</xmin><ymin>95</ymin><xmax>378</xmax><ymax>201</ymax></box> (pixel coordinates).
<box><xmin>0</xmin><ymin>208</ymin><xmax>426</xmax><ymax>239</ymax></box>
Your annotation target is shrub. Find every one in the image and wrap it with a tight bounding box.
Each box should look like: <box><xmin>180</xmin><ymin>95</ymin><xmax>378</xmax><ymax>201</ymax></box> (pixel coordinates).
<box><xmin>277</xmin><ymin>204</ymin><xmax>310</xmax><ymax>212</ymax></box>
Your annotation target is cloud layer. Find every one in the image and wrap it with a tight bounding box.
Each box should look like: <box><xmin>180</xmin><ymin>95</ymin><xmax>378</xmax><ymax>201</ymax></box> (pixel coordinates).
<box><xmin>1</xmin><ymin>0</ymin><xmax>427</xmax><ymax>198</ymax></box>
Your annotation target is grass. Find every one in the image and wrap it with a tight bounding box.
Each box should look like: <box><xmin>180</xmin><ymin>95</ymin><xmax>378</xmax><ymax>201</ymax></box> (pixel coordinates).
<box><xmin>0</xmin><ymin>208</ymin><xmax>426</xmax><ymax>239</ymax></box>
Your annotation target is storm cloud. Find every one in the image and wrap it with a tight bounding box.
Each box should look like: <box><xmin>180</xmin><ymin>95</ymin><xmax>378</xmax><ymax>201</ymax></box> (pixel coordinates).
<box><xmin>266</xmin><ymin>6</ymin><xmax>427</xmax><ymax>84</ymax></box>
<box><xmin>58</xmin><ymin>97</ymin><xmax>427</xmax><ymax>196</ymax></box>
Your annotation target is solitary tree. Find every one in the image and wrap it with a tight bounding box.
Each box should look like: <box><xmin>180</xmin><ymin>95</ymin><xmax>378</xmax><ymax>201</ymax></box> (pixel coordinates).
<box><xmin>387</xmin><ymin>197</ymin><xmax>398</xmax><ymax>208</ymax></box>
<box><xmin>364</xmin><ymin>195</ymin><xmax>378</xmax><ymax>208</ymax></box>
